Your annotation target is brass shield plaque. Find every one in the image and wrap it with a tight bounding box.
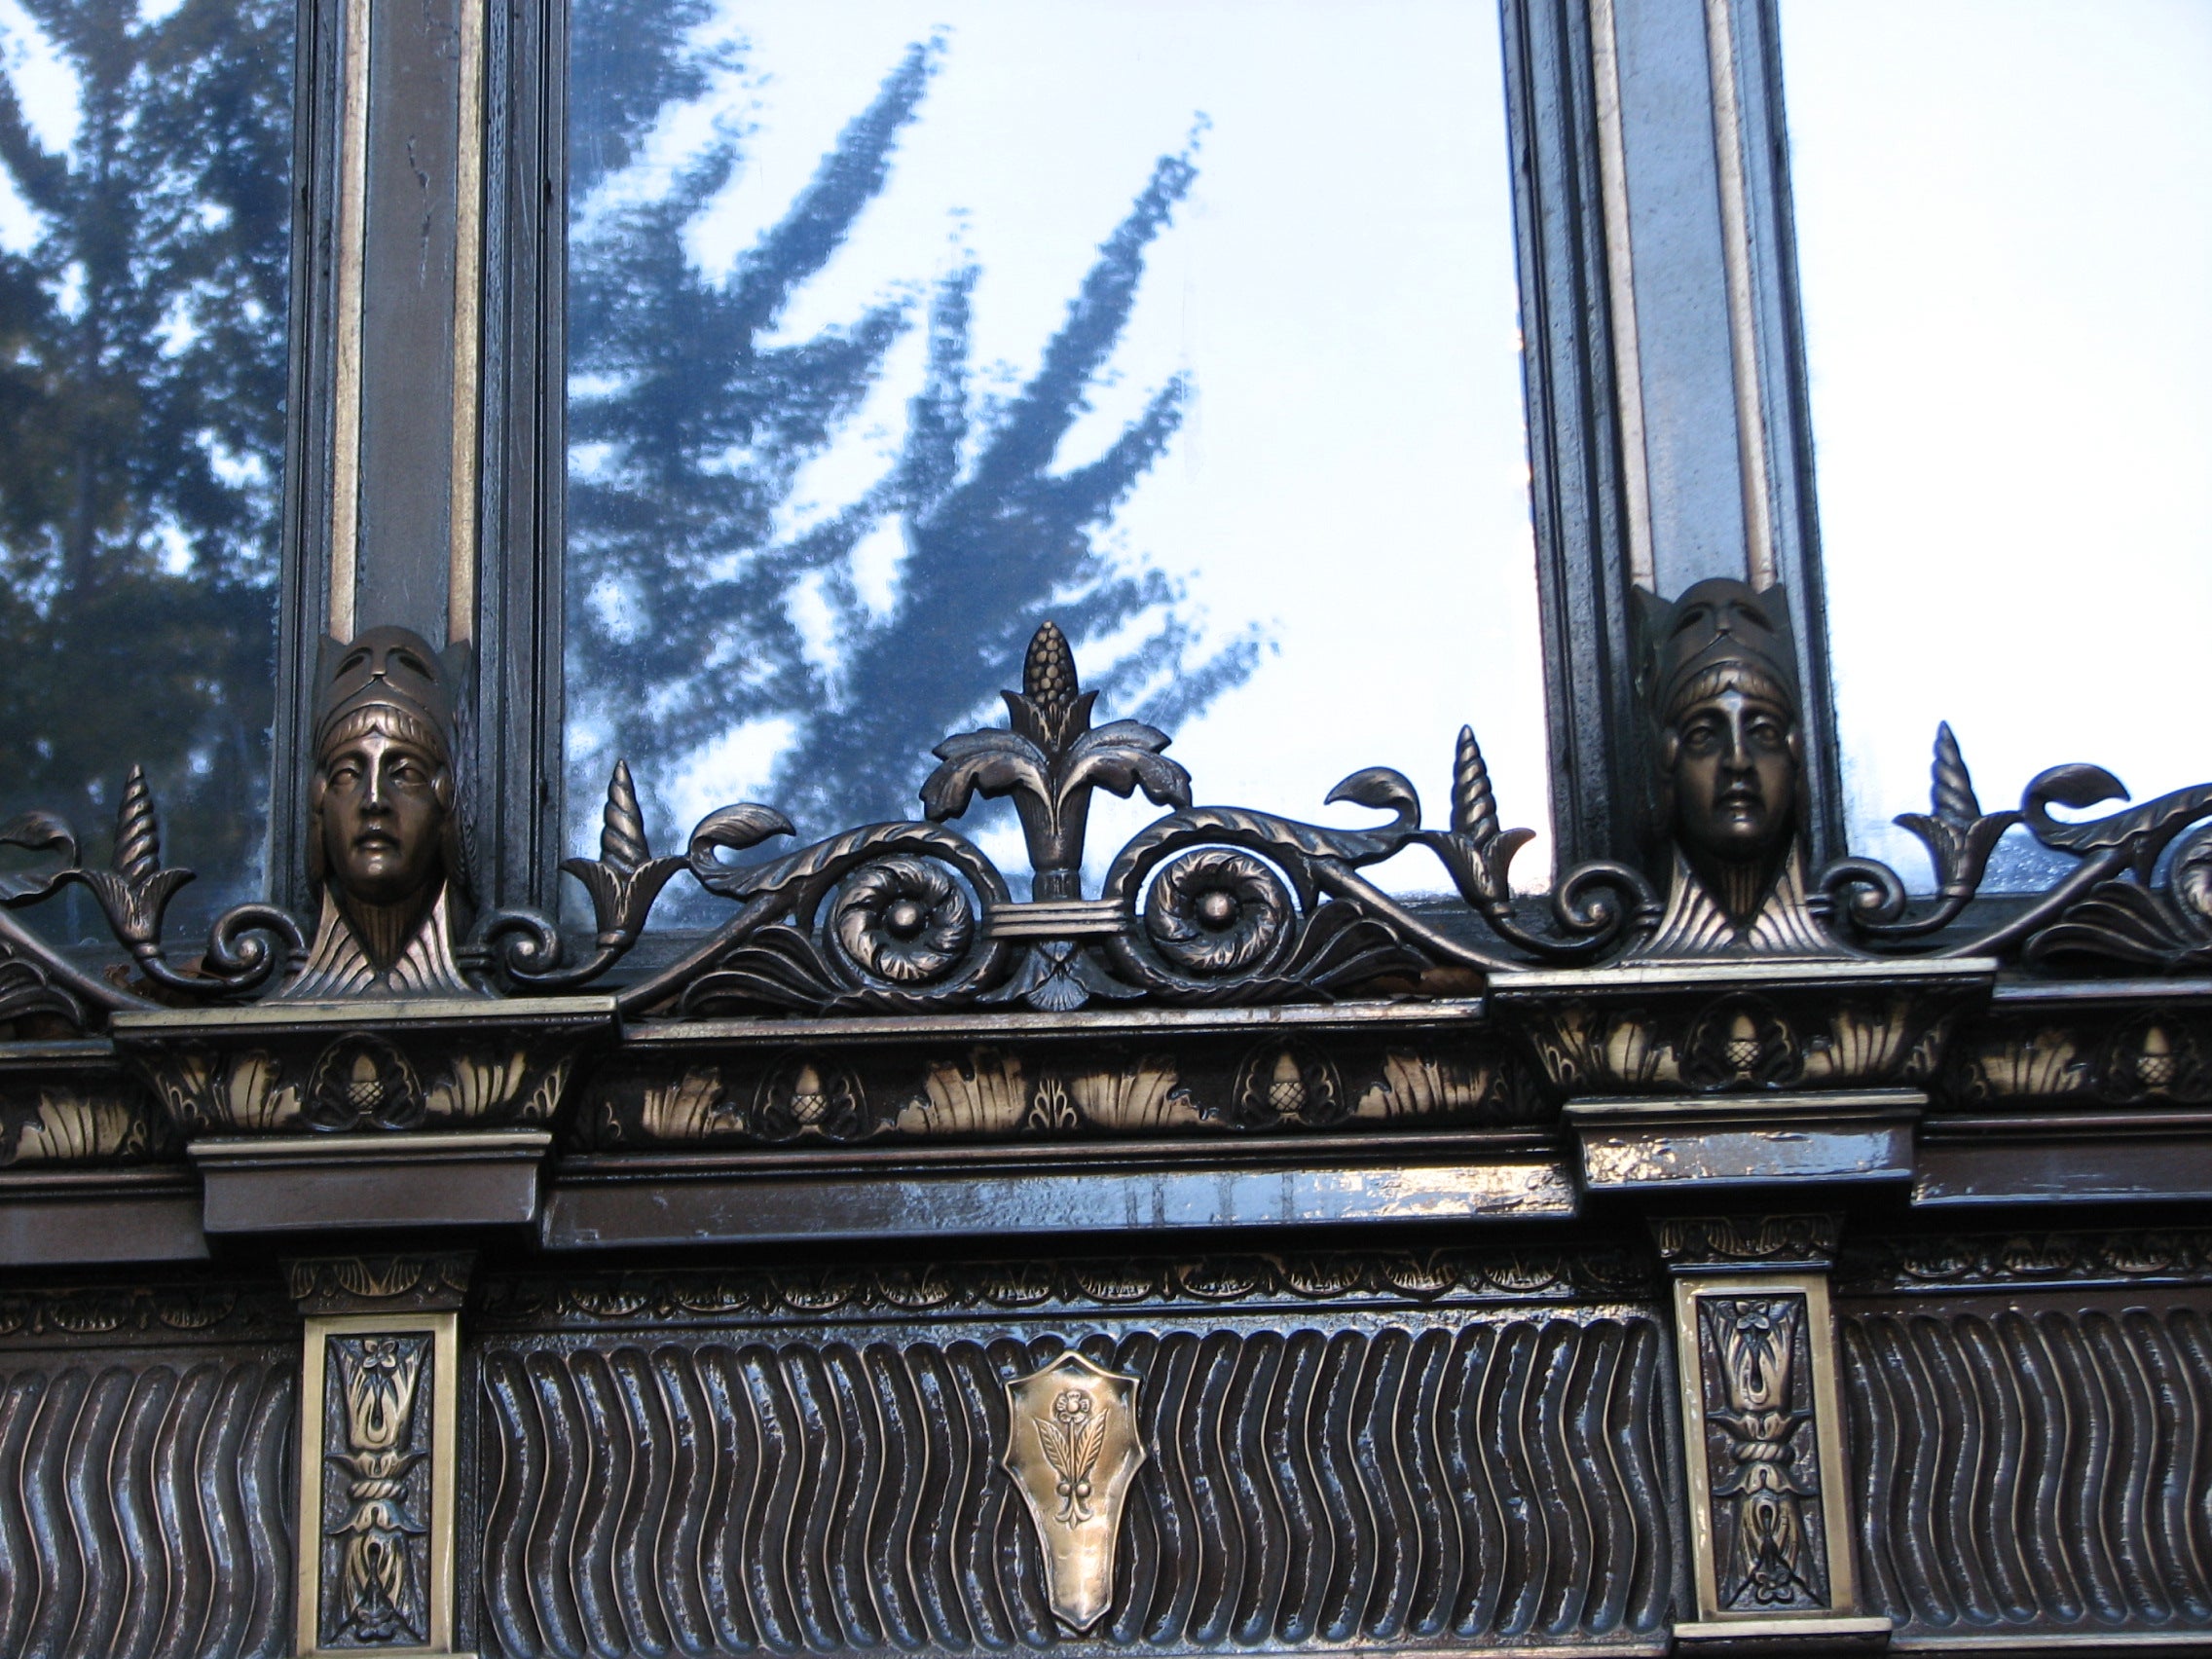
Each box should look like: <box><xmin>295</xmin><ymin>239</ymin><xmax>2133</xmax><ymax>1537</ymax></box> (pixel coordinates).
<box><xmin>1000</xmin><ymin>1350</ymin><xmax>1147</xmax><ymax>1630</ymax></box>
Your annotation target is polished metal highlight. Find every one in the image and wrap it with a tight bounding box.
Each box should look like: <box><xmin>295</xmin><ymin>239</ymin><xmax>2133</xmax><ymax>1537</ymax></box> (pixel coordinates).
<box><xmin>1590</xmin><ymin>0</ymin><xmax>1656</xmax><ymax>591</ymax></box>
<box><xmin>0</xmin><ymin>618</ymin><xmax>2209</xmax><ymax>1030</ymax></box>
<box><xmin>288</xmin><ymin>626</ymin><xmax>476</xmax><ymax>999</ymax></box>
<box><xmin>445</xmin><ymin>0</ymin><xmax>486</xmax><ymax>643</ymax></box>
<box><xmin>1001</xmin><ymin>1351</ymin><xmax>1148</xmax><ymax>1631</ymax></box>
<box><xmin>328</xmin><ymin>0</ymin><xmax>373</xmax><ymax>641</ymax></box>
<box><xmin>1701</xmin><ymin>0</ymin><xmax>1778</xmax><ymax>592</ymax></box>
<box><xmin>1672</xmin><ymin>1272</ymin><xmax>1878</xmax><ymax>1642</ymax></box>
<box><xmin>297</xmin><ymin>1309</ymin><xmax>466</xmax><ymax>1657</ymax></box>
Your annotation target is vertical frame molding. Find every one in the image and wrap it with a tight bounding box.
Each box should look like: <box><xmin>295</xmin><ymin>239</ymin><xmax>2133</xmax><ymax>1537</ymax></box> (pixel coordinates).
<box><xmin>1571</xmin><ymin>0</ymin><xmax>1845</xmax><ymax>868</ymax></box>
<box><xmin>275</xmin><ymin>0</ymin><xmax>516</xmax><ymax>909</ymax></box>
<box><xmin>1589</xmin><ymin>0</ymin><xmax>1655</xmax><ymax>593</ymax></box>
<box><xmin>1699</xmin><ymin>0</ymin><xmax>1776</xmax><ymax>593</ymax></box>
<box><xmin>448</xmin><ymin>0</ymin><xmax>488</xmax><ymax>645</ymax></box>
<box><xmin>471</xmin><ymin>0</ymin><xmax>569</xmax><ymax>913</ymax></box>
<box><xmin>1725</xmin><ymin>0</ymin><xmax>1845</xmax><ymax>869</ymax></box>
<box><xmin>1501</xmin><ymin>0</ymin><xmax>1644</xmax><ymax>871</ymax></box>
<box><xmin>327</xmin><ymin>0</ymin><xmax>372</xmax><ymax>642</ymax></box>
<box><xmin>272</xmin><ymin>0</ymin><xmax>352</xmax><ymax>911</ymax></box>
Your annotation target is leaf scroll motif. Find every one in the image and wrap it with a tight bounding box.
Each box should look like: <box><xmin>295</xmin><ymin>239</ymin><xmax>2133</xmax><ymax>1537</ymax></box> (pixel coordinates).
<box><xmin>1034</xmin><ymin>1387</ymin><xmax>1108</xmax><ymax>1524</ymax></box>
<box><xmin>1700</xmin><ymin>1296</ymin><xmax>1825</xmax><ymax>1612</ymax></box>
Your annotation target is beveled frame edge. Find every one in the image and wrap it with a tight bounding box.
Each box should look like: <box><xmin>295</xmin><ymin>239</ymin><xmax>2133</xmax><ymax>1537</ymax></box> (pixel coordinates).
<box><xmin>1501</xmin><ymin>0</ymin><xmax>1644</xmax><ymax>872</ymax></box>
<box><xmin>472</xmin><ymin>0</ymin><xmax>568</xmax><ymax>916</ymax></box>
<box><xmin>1709</xmin><ymin>0</ymin><xmax>1845</xmax><ymax>868</ymax></box>
<box><xmin>272</xmin><ymin>0</ymin><xmax>348</xmax><ymax>914</ymax></box>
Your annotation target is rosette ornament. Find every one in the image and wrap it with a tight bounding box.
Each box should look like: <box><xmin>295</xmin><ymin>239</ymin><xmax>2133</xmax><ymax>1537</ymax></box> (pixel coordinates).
<box><xmin>1144</xmin><ymin>848</ymin><xmax>1292</xmax><ymax>976</ymax></box>
<box><xmin>922</xmin><ymin>622</ymin><xmax>1192</xmax><ymax>901</ymax></box>
<box><xmin>829</xmin><ymin>856</ymin><xmax>974</xmax><ymax>984</ymax></box>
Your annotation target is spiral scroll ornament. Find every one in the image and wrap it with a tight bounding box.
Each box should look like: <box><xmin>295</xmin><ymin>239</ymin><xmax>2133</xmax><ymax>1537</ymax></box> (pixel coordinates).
<box><xmin>829</xmin><ymin>857</ymin><xmax>975</xmax><ymax>984</ymax></box>
<box><xmin>1142</xmin><ymin>848</ymin><xmax>1293</xmax><ymax>976</ymax></box>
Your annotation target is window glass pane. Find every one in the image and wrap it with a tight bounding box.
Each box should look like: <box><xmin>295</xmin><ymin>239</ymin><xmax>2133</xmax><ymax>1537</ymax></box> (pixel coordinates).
<box><xmin>565</xmin><ymin>0</ymin><xmax>1549</xmax><ymax>908</ymax></box>
<box><xmin>0</xmin><ymin>0</ymin><xmax>292</xmax><ymax>929</ymax></box>
<box><xmin>1784</xmin><ymin>0</ymin><xmax>2212</xmax><ymax>888</ymax></box>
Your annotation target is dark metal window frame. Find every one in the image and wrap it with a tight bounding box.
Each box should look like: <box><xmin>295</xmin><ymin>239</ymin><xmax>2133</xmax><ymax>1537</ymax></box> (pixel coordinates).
<box><xmin>266</xmin><ymin>0</ymin><xmax>1842</xmax><ymax>914</ymax></box>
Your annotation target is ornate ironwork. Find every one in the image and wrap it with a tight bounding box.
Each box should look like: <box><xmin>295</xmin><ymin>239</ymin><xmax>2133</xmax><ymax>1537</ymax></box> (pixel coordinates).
<box><xmin>475</xmin><ymin>1285</ymin><xmax>1676</xmax><ymax>1656</ymax></box>
<box><xmin>0</xmin><ymin>605</ymin><xmax>2205</xmax><ymax>1031</ymax></box>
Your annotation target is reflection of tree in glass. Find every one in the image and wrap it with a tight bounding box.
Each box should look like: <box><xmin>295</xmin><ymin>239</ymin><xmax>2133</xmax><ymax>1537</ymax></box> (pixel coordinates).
<box><xmin>566</xmin><ymin>5</ymin><xmax>1259</xmax><ymax>854</ymax></box>
<box><xmin>0</xmin><ymin>0</ymin><xmax>288</xmax><ymax>919</ymax></box>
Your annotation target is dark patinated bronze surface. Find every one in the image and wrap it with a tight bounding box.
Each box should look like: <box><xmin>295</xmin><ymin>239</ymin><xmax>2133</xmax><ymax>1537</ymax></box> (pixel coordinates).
<box><xmin>0</xmin><ymin>608</ymin><xmax>2208</xmax><ymax>1658</ymax></box>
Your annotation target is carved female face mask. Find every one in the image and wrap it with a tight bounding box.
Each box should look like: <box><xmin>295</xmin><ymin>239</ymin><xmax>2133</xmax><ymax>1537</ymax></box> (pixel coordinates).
<box><xmin>1668</xmin><ymin>687</ymin><xmax>1800</xmax><ymax>864</ymax></box>
<box><xmin>316</xmin><ymin>722</ymin><xmax>450</xmax><ymax>907</ymax></box>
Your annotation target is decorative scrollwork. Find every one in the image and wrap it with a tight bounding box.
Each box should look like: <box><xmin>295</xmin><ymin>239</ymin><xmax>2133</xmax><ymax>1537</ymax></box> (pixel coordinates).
<box><xmin>1142</xmin><ymin>847</ymin><xmax>1291</xmax><ymax>975</ymax></box>
<box><xmin>1821</xmin><ymin>728</ymin><xmax>2212</xmax><ymax>966</ymax></box>
<box><xmin>2020</xmin><ymin>821</ymin><xmax>2212</xmax><ymax>971</ymax></box>
<box><xmin>655</xmin><ymin>821</ymin><xmax>1011</xmax><ymax>1016</ymax></box>
<box><xmin>829</xmin><ymin>855</ymin><xmax>974</xmax><ymax>983</ymax></box>
<box><xmin>0</xmin><ymin>608</ymin><xmax>2208</xmax><ymax>1031</ymax></box>
<box><xmin>484</xmin><ymin>758</ymin><xmax>687</xmax><ymax>989</ymax></box>
<box><xmin>922</xmin><ymin>619</ymin><xmax>1192</xmax><ymax>902</ymax></box>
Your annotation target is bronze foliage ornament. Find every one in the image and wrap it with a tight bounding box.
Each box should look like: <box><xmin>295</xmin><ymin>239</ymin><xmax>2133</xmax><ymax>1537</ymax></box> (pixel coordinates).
<box><xmin>1700</xmin><ymin>1296</ymin><xmax>1822</xmax><ymax>1611</ymax></box>
<box><xmin>0</xmin><ymin>594</ymin><xmax>2206</xmax><ymax>1029</ymax></box>
<box><xmin>1672</xmin><ymin>1269</ymin><xmax>1873</xmax><ymax>1646</ymax></box>
<box><xmin>326</xmin><ymin>1333</ymin><xmax>431</xmax><ymax>1645</ymax></box>
<box><xmin>298</xmin><ymin>1301</ymin><xmax>464</xmax><ymax>1658</ymax></box>
<box><xmin>1000</xmin><ymin>1350</ymin><xmax>1148</xmax><ymax>1632</ymax></box>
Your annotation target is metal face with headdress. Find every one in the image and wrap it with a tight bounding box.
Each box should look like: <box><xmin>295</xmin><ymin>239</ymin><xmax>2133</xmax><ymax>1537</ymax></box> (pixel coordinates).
<box><xmin>282</xmin><ymin>626</ymin><xmax>480</xmax><ymax>998</ymax></box>
<box><xmin>1630</xmin><ymin>578</ymin><xmax>1837</xmax><ymax>959</ymax></box>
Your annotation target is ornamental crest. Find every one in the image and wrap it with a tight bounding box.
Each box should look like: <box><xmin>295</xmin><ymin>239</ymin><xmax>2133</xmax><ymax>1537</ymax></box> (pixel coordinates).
<box><xmin>1000</xmin><ymin>1350</ymin><xmax>1146</xmax><ymax>1631</ymax></box>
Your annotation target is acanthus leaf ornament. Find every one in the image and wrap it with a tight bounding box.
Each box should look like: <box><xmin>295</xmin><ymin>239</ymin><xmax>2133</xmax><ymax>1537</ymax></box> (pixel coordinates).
<box><xmin>922</xmin><ymin>618</ymin><xmax>1193</xmax><ymax>903</ymax></box>
<box><xmin>1000</xmin><ymin>1350</ymin><xmax>1147</xmax><ymax>1632</ymax></box>
<box><xmin>2021</xmin><ymin>820</ymin><xmax>2212</xmax><ymax>970</ymax></box>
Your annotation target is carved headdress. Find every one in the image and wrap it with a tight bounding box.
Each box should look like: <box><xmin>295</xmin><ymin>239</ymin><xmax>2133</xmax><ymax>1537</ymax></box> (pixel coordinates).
<box><xmin>283</xmin><ymin>626</ymin><xmax>481</xmax><ymax>998</ymax></box>
<box><xmin>1640</xmin><ymin>576</ymin><xmax>1802</xmax><ymax>731</ymax></box>
<box><xmin>306</xmin><ymin>626</ymin><xmax>470</xmax><ymax>901</ymax></box>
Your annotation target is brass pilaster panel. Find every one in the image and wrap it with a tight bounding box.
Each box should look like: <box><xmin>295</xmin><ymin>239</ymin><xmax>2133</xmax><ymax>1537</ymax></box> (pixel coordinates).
<box><xmin>296</xmin><ymin>1307</ymin><xmax>469</xmax><ymax>1658</ymax></box>
<box><xmin>1672</xmin><ymin>1270</ymin><xmax>1886</xmax><ymax>1650</ymax></box>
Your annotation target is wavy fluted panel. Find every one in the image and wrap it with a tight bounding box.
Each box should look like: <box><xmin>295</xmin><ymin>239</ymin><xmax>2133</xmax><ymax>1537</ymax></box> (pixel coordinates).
<box><xmin>0</xmin><ymin>1356</ymin><xmax>292</xmax><ymax>1659</ymax></box>
<box><xmin>477</xmin><ymin>1317</ymin><xmax>1669</xmax><ymax>1657</ymax></box>
<box><xmin>1842</xmin><ymin>1305</ymin><xmax>2212</xmax><ymax>1639</ymax></box>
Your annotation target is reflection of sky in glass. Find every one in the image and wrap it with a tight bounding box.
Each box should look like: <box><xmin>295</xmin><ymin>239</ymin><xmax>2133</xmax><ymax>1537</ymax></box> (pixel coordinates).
<box><xmin>568</xmin><ymin>0</ymin><xmax>1548</xmax><ymax>896</ymax></box>
<box><xmin>1783</xmin><ymin>0</ymin><xmax>2212</xmax><ymax>889</ymax></box>
<box><xmin>0</xmin><ymin>0</ymin><xmax>288</xmax><ymax>931</ymax></box>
